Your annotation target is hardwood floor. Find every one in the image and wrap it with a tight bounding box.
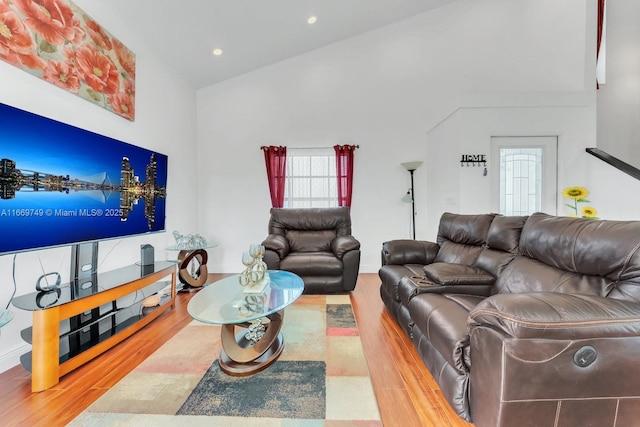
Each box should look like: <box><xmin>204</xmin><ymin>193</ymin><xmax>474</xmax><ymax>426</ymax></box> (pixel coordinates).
<box><xmin>0</xmin><ymin>273</ymin><xmax>472</xmax><ymax>427</ymax></box>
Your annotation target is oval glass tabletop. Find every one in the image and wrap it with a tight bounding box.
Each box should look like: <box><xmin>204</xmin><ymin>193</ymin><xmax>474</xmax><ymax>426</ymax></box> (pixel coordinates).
<box><xmin>187</xmin><ymin>270</ymin><xmax>304</xmax><ymax>324</ymax></box>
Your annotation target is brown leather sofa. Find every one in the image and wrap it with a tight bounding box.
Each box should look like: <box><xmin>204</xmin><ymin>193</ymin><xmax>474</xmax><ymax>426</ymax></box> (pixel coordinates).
<box><xmin>262</xmin><ymin>207</ymin><xmax>361</xmax><ymax>293</ymax></box>
<box><xmin>379</xmin><ymin>212</ymin><xmax>640</xmax><ymax>426</ymax></box>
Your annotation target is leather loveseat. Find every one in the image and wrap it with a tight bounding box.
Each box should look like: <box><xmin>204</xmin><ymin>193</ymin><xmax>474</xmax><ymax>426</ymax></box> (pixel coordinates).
<box><xmin>379</xmin><ymin>212</ymin><xmax>640</xmax><ymax>426</ymax></box>
<box><xmin>262</xmin><ymin>207</ymin><xmax>361</xmax><ymax>293</ymax></box>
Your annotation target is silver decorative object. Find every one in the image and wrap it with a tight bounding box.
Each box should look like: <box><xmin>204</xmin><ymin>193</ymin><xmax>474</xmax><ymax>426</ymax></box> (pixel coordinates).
<box><xmin>238</xmin><ymin>244</ymin><xmax>269</xmax><ymax>292</ymax></box>
<box><xmin>245</xmin><ymin>320</ymin><xmax>267</xmax><ymax>344</ymax></box>
<box><xmin>173</xmin><ymin>231</ymin><xmax>208</xmax><ymax>250</ymax></box>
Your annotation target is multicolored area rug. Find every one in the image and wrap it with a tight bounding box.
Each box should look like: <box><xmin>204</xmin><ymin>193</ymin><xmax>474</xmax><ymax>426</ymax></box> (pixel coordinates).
<box><xmin>70</xmin><ymin>294</ymin><xmax>381</xmax><ymax>426</ymax></box>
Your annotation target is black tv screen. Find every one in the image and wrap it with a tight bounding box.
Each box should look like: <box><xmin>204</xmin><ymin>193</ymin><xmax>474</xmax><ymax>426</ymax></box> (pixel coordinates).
<box><xmin>0</xmin><ymin>103</ymin><xmax>167</xmax><ymax>255</ymax></box>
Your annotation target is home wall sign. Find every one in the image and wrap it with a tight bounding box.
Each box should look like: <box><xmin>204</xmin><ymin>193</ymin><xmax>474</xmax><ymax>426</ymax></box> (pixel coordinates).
<box><xmin>460</xmin><ymin>154</ymin><xmax>487</xmax><ymax>167</ymax></box>
<box><xmin>460</xmin><ymin>154</ymin><xmax>488</xmax><ymax>176</ymax></box>
<box><xmin>0</xmin><ymin>0</ymin><xmax>136</xmax><ymax>121</ymax></box>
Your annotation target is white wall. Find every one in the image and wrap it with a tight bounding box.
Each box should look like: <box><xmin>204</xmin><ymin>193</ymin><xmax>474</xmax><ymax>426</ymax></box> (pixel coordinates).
<box><xmin>0</xmin><ymin>1</ymin><xmax>197</xmax><ymax>372</ymax></box>
<box><xmin>597</xmin><ymin>0</ymin><xmax>640</xmax><ymax>166</ymax></box>
<box><xmin>587</xmin><ymin>155</ymin><xmax>640</xmax><ymax>220</ymax></box>
<box><xmin>593</xmin><ymin>0</ymin><xmax>640</xmax><ymax>218</ymax></box>
<box><xmin>196</xmin><ymin>0</ymin><xmax>596</xmax><ymax>273</ymax></box>
<box><xmin>424</xmin><ymin>104</ymin><xmax>596</xmax><ymax>238</ymax></box>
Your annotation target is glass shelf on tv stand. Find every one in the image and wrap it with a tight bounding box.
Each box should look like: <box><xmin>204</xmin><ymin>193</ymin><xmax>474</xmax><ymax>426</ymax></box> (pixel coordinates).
<box><xmin>166</xmin><ymin>244</ymin><xmax>217</xmax><ymax>292</ymax></box>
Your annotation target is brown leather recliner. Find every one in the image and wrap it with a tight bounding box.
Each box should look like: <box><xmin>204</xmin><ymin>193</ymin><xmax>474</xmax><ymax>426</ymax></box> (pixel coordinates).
<box><xmin>261</xmin><ymin>207</ymin><xmax>361</xmax><ymax>293</ymax></box>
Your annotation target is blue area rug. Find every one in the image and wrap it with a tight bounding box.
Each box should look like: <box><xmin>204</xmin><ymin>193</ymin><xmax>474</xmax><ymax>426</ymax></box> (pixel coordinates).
<box><xmin>177</xmin><ymin>360</ymin><xmax>325</xmax><ymax>418</ymax></box>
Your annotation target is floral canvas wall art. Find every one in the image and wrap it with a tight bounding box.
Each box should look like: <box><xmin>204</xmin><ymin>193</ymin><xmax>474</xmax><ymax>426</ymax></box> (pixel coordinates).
<box><xmin>0</xmin><ymin>0</ymin><xmax>136</xmax><ymax>121</ymax></box>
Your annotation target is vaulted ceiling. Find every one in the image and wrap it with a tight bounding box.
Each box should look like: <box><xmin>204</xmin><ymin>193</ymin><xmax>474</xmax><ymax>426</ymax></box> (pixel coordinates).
<box><xmin>105</xmin><ymin>0</ymin><xmax>455</xmax><ymax>89</ymax></box>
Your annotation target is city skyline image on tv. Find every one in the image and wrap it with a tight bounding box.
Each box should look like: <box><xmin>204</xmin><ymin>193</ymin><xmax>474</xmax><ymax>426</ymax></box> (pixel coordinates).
<box><xmin>0</xmin><ymin>102</ymin><xmax>168</xmax><ymax>255</ymax></box>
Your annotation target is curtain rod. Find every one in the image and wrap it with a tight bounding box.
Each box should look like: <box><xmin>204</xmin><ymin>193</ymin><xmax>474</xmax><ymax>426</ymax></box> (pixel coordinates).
<box><xmin>260</xmin><ymin>145</ymin><xmax>359</xmax><ymax>150</ymax></box>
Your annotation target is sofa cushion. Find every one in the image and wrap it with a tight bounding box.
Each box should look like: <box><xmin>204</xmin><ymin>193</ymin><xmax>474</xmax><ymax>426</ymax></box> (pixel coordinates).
<box><xmin>434</xmin><ymin>241</ymin><xmax>484</xmax><ymax>266</ymax></box>
<box><xmin>473</xmin><ymin>215</ymin><xmax>526</xmax><ymax>279</ymax></box>
<box><xmin>492</xmin><ymin>256</ymin><xmax>608</xmax><ymax>296</ymax></box>
<box><xmin>486</xmin><ymin>215</ymin><xmax>527</xmax><ymax>253</ymax></box>
<box><xmin>475</xmin><ymin>248</ymin><xmax>518</xmax><ymax>279</ymax></box>
<box><xmin>268</xmin><ymin>207</ymin><xmax>353</xmax><ymax>236</ymax></box>
<box><xmin>409</xmin><ymin>293</ymin><xmax>485</xmax><ymax>375</ymax></box>
<box><xmin>381</xmin><ymin>239</ymin><xmax>439</xmax><ymax>265</ymax></box>
<box><xmin>436</xmin><ymin>212</ymin><xmax>497</xmax><ymax>247</ymax></box>
<box><xmin>434</xmin><ymin>213</ymin><xmax>496</xmax><ymax>265</ymax></box>
<box><xmin>280</xmin><ymin>252</ymin><xmax>342</xmax><ymax>276</ymax></box>
<box><xmin>520</xmin><ymin>212</ymin><xmax>640</xmax><ymax>281</ymax></box>
<box><xmin>497</xmin><ymin>212</ymin><xmax>640</xmax><ymax>299</ymax></box>
<box><xmin>286</xmin><ymin>230</ymin><xmax>336</xmax><ymax>252</ymax></box>
<box><xmin>423</xmin><ymin>263</ymin><xmax>495</xmax><ymax>286</ymax></box>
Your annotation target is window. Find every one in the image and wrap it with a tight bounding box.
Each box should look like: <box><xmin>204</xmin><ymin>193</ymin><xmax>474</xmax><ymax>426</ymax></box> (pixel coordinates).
<box><xmin>284</xmin><ymin>148</ymin><xmax>337</xmax><ymax>208</ymax></box>
<box><xmin>491</xmin><ymin>136</ymin><xmax>558</xmax><ymax>216</ymax></box>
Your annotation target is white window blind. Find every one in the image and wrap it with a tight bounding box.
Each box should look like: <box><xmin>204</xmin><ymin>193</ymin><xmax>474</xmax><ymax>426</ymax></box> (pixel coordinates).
<box><xmin>284</xmin><ymin>147</ymin><xmax>337</xmax><ymax>208</ymax></box>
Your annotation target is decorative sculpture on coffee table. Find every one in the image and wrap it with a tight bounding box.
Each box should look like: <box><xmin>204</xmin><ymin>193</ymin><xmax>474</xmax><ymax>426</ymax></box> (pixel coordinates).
<box><xmin>169</xmin><ymin>231</ymin><xmax>212</xmax><ymax>291</ymax></box>
<box><xmin>238</xmin><ymin>244</ymin><xmax>270</xmax><ymax>293</ymax></box>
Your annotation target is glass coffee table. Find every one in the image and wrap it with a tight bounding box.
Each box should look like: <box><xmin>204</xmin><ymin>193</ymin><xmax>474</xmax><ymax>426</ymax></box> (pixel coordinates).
<box><xmin>187</xmin><ymin>270</ymin><xmax>304</xmax><ymax>375</ymax></box>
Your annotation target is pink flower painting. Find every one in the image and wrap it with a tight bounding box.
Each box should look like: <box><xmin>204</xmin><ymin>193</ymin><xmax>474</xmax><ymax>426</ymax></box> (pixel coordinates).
<box><xmin>0</xmin><ymin>0</ymin><xmax>136</xmax><ymax>120</ymax></box>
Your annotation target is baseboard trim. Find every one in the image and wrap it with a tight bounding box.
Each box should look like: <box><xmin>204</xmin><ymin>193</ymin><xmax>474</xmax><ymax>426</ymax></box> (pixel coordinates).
<box><xmin>0</xmin><ymin>343</ymin><xmax>29</xmax><ymax>374</ymax></box>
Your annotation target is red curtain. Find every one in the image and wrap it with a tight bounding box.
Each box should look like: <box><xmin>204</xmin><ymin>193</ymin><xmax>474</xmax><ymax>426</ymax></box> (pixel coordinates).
<box><xmin>596</xmin><ymin>0</ymin><xmax>605</xmax><ymax>89</ymax></box>
<box><xmin>262</xmin><ymin>146</ymin><xmax>287</xmax><ymax>208</ymax></box>
<box><xmin>334</xmin><ymin>145</ymin><xmax>357</xmax><ymax>207</ymax></box>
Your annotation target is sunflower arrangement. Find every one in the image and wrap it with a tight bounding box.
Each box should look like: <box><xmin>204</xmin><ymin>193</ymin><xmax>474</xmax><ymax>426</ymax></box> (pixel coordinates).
<box><xmin>562</xmin><ymin>186</ymin><xmax>599</xmax><ymax>219</ymax></box>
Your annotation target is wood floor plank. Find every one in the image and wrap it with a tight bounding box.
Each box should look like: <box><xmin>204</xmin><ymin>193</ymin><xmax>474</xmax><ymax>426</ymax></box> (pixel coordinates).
<box><xmin>0</xmin><ymin>273</ymin><xmax>472</xmax><ymax>426</ymax></box>
<box><xmin>352</xmin><ymin>274</ymin><xmax>472</xmax><ymax>427</ymax></box>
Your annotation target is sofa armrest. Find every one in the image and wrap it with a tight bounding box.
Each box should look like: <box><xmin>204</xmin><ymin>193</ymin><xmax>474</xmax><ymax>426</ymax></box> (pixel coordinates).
<box><xmin>469</xmin><ymin>292</ymin><xmax>640</xmax><ymax>340</ymax></box>
<box><xmin>381</xmin><ymin>239</ymin><xmax>439</xmax><ymax>266</ymax></box>
<box><xmin>469</xmin><ymin>292</ymin><xmax>640</xmax><ymax>427</ymax></box>
<box><xmin>262</xmin><ymin>234</ymin><xmax>289</xmax><ymax>259</ymax></box>
<box><xmin>331</xmin><ymin>235</ymin><xmax>361</xmax><ymax>259</ymax></box>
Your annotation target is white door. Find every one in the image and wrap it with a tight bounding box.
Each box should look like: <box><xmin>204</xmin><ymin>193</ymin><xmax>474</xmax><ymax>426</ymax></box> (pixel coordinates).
<box><xmin>490</xmin><ymin>136</ymin><xmax>558</xmax><ymax>215</ymax></box>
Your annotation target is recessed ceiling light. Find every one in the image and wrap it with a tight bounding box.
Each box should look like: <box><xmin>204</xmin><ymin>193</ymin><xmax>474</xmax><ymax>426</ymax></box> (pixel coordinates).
<box><xmin>307</xmin><ymin>16</ymin><xmax>317</xmax><ymax>25</ymax></box>
<box><xmin>212</xmin><ymin>48</ymin><xmax>223</xmax><ymax>56</ymax></box>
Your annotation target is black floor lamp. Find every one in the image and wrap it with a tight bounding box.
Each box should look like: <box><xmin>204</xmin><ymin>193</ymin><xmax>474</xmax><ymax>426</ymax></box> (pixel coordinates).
<box><xmin>401</xmin><ymin>161</ymin><xmax>423</xmax><ymax>240</ymax></box>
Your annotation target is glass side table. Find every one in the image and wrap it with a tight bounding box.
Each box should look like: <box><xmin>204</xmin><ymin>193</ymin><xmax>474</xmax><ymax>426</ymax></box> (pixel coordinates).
<box><xmin>166</xmin><ymin>244</ymin><xmax>217</xmax><ymax>291</ymax></box>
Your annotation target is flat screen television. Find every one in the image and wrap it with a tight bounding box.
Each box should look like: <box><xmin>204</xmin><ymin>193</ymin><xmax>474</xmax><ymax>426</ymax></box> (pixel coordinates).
<box><xmin>0</xmin><ymin>102</ymin><xmax>167</xmax><ymax>256</ymax></box>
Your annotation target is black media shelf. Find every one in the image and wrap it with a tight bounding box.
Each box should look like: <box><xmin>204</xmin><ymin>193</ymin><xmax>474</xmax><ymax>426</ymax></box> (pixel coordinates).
<box><xmin>11</xmin><ymin>262</ymin><xmax>177</xmax><ymax>391</ymax></box>
<box><xmin>19</xmin><ymin>280</ymin><xmax>168</xmax><ymax>345</ymax></box>
<box><xmin>19</xmin><ymin>295</ymin><xmax>172</xmax><ymax>372</ymax></box>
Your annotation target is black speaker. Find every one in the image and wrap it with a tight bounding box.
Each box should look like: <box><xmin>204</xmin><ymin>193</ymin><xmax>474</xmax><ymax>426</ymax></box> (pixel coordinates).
<box><xmin>140</xmin><ymin>244</ymin><xmax>154</xmax><ymax>266</ymax></box>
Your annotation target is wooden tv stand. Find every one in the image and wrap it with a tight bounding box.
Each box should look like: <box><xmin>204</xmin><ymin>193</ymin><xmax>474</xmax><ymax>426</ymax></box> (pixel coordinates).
<box><xmin>12</xmin><ymin>261</ymin><xmax>177</xmax><ymax>392</ymax></box>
